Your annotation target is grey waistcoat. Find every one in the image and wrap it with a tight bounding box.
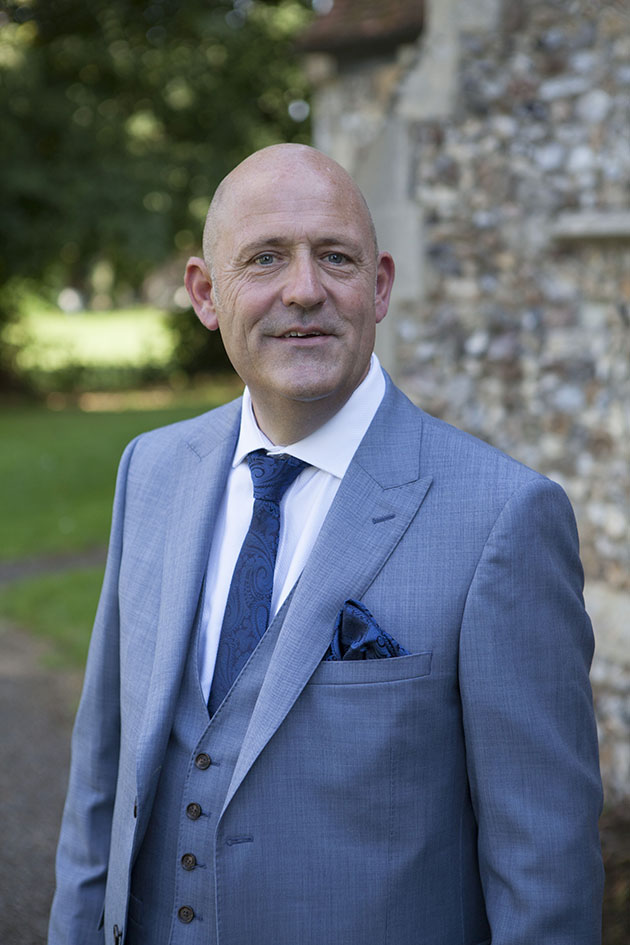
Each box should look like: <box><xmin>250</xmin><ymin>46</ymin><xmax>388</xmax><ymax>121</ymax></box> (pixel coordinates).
<box><xmin>126</xmin><ymin>591</ymin><xmax>293</xmax><ymax>945</ymax></box>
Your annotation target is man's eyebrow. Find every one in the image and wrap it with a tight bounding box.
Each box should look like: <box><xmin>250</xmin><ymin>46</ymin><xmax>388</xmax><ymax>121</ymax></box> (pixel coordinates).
<box><xmin>234</xmin><ymin>237</ymin><xmax>286</xmax><ymax>260</ymax></box>
<box><xmin>316</xmin><ymin>236</ymin><xmax>364</xmax><ymax>254</ymax></box>
<box><xmin>237</xmin><ymin>235</ymin><xmax>364</xmax><ymax>258</ymax></box>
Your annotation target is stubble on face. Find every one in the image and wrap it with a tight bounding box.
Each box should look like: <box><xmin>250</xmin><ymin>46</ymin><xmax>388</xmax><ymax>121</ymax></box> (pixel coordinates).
<box><xmin>198</xmin><ymin>144</ymin><xmax>392</xmax><ymax>442</ymax></box>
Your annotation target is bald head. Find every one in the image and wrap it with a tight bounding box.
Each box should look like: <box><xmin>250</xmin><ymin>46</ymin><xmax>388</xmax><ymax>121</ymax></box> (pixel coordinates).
<box><xmin>202</xmin><ymin>144</ymin><xmax>378</xmax><ymax>273</ymax></box>
<box><xmin>185</xmin><ymin>141</ymin><xmax>395</xmax><ymax>443</ymax></box>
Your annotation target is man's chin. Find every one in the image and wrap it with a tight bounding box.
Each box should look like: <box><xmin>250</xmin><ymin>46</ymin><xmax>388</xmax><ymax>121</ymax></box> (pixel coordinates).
<box><xmin>281</xmin><ymin>379</ymin><xmax>350</xmax><ymax>406</ymax></box>
<box><xmin>280</xmin><ymin>364</ymin><xmax>370</xmax><ymax>407</ymax></box>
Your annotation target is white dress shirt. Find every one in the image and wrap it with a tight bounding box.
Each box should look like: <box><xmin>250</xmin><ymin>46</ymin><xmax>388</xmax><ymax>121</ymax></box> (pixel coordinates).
<box><xmin>198</xmin><ymin>354</ymin><xmax>386</xmax><ymax>700</ymax></box>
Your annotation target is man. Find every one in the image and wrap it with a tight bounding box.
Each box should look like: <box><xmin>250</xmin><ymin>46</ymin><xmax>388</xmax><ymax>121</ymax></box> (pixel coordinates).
<box><xmin>49</xmin><ymin>144</ymin><xmax>603</xmax><ymax>945</ymax></box>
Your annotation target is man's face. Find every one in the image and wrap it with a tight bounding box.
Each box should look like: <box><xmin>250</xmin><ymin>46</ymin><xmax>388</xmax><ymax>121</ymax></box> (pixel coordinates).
<box><xmin>198</xmin><ymin>155</ymin><xmax>393</xmax><ymax>437</ymax></box>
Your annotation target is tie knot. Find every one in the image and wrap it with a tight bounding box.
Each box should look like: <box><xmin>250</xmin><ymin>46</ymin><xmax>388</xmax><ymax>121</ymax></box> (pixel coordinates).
<box><xmin>247</xmin><ymin>450</ymin><xmax>308</xmax><ymax>504</ymax></box>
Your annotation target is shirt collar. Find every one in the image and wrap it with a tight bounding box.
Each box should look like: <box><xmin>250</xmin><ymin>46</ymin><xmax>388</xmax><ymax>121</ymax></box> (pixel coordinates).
<box><xmin>232</xmin><ymin>354</ymin><xmax>386</xmax><ymax>479</ymax></box>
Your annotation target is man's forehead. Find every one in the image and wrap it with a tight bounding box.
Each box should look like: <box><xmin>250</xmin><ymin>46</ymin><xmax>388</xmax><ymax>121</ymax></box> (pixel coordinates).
<box><xmin>220</xmin><ymin>173</ymin><xmax>365</xmax><ymax>236</ymax></box>
<box><xmin>227</xmin><ymin>163</ymin><xmax>348</xmax><ymax>210</ymax></box>
<box><xmin>204</xmin><ymin>145</ymin><xmax>378</xmax><ymax>262</ymax></box>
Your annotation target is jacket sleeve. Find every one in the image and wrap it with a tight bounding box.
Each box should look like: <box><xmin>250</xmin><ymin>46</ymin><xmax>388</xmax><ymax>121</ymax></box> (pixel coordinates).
<box><xmin>459</xmin><ymin>476</ymin><xmax>604</xmax><ymax>945</ymax></box>
<box><xmin>48</xmin><ymin>436</ymin><xmax>140</xmax><ymax>945</ymax></box>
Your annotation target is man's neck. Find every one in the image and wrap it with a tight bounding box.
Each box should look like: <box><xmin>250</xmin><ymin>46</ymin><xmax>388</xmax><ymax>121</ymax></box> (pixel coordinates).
<box><xmin>250</xmin><ymin>394</ymin><xmax>353</xmax><ymax>446</ymax></box>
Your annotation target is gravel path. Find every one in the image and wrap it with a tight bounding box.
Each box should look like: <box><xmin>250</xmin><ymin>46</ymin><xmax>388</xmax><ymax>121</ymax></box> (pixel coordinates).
<box><xmin>0</xmin><ymin>546</ymin><xmax>107</xmax><ymax>588</ymax></box>
<box><xmin>0</xmin><ymin>622</ymin><xmax>82</xmax><ymax>945</ymax></box>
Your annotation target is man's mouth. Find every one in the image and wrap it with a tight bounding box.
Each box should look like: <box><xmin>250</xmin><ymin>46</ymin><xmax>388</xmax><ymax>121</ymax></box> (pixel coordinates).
<box><xmin>282</xmin><ymin>330</ymin><xmax>325</xmax><ymax>338</ymax></box>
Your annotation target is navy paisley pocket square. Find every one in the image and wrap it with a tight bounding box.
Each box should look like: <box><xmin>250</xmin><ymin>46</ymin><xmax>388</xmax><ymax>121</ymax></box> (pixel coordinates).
<box><xmin>324</xmin><ymin>599</ymin><xmax>410</xmax><ymax>661</ymax></box>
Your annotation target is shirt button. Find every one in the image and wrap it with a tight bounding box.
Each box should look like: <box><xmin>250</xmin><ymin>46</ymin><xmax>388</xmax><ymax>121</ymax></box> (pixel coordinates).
<box><xmin>194</xmin><ymin>752</ymin><xmax>212</xmax><ymax>770</ymax></box>
<box><xmin>178</xmin><ymin>905</ymin><xmax>195</xmax><ymax>924</ymax></box>
<box><xmin>186</xmin><ymin>802</ymin><xmax>202</xmax><ymax>820</ymax></box>
<box><xmin>181</xmin><ymin>853</ymin><xmax>197</xmax><ymax>871</ymax></box>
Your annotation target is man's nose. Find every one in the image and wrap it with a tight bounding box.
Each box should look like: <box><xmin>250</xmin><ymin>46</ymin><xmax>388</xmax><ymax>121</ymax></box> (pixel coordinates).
<box><xmin>281</xmin><ymin>255</ymin><xmax>326</xmax><ymax>309</ymax></box>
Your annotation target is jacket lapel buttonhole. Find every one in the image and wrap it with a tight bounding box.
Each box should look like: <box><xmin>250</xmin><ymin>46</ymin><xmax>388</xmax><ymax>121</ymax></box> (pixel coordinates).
<box><xmin>372</xmin><ymin>513</ymin><xmax>396</xmax><ymax>524</ymax></box>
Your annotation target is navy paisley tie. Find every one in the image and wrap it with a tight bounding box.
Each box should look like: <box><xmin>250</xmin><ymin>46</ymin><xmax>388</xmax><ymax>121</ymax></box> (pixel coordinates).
<box><xmin>208</xmin><ymin>450</ymin><xmax>308</xmax><ymax>715</ymax></box>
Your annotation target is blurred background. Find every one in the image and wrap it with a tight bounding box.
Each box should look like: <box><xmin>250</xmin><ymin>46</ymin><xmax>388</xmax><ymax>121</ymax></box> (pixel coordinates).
<box><xmin>0</xmin><ymin>0</ymin><xmax>628</xmax><ymax>941</ymax></box>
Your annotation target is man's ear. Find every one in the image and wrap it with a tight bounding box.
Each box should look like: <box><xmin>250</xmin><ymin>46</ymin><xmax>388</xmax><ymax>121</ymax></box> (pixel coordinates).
<box><xmin>374</xmin><ymin>251</ymin><xmax>395</xmax><ymax>324</ymax></box>
<box><xmin>184</xmin><ymin>257</ymin><xmax>219</xmax><ymax>331</ymax></box>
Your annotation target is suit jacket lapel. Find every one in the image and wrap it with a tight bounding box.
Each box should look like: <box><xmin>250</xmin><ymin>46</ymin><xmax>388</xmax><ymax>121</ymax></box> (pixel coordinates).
<box><xmin>224</xmin><ymin>381</ymin><xmax>433</xmax><ymax>811</ymax></box>
<box><xmin>136</xmin><ymin>401</ymin><xmax>241</xmax><ymax>802</ymax></box>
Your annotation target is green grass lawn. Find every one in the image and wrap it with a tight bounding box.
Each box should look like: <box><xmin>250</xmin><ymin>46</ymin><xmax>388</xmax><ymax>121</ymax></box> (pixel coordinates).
<box><xmin>0</xmin><ymin>380</ymin><xmax>241</xmax><ymax>667</ymax></box>
<box><xmin>0</xmin><ymin>387</ymin><xmax>241</xmax><ymax>560</ymax></box>
<box><xmin>6</xmin><ymin>304</ymin><xmax>175</xmax><ymax>371</ymax></box>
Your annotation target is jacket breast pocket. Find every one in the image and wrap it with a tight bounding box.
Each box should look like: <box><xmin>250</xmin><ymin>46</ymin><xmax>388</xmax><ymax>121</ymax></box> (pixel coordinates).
<box><xmin>308</xmin><ymin>650</ymin><xmax>432</xmax><ymax>685</ymax></box>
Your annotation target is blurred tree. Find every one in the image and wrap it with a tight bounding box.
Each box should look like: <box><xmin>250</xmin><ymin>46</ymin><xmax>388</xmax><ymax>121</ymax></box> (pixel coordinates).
<box><xmin>0</xmin><ymin>0</ymin><xmax>313</xmax><ymax>385</ymax></box>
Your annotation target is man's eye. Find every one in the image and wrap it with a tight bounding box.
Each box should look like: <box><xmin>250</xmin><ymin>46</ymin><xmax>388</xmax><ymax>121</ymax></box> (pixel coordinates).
<box><xmin>254</xmin><ymin>253</ymin><xmax>276</xmax><ymax>266</ymax></box>
<box><xmin>324</xmin><ymin>252</ymin><xmax>347</xmax><ymax>265</ymax></box>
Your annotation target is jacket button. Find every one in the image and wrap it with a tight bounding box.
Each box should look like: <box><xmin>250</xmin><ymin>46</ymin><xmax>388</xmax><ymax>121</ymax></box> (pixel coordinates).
<box><xmin>194</xmin><ymin>752</ymin><xmax>212</xmax><ymax>770</ymax></box>
<box><xmin>178</xmin><ymin>905</ymin><xmax>195</xmax><ymax>924</ymax></box>
<box><xmin>181</xmin><ymin>853</ymin><xmax>197</xmax><ymax>871</ymax></box>
<box><xmin>186</xmin><ymin>802</ymin><xmax>202</xmax><ymax>820</ymax></box>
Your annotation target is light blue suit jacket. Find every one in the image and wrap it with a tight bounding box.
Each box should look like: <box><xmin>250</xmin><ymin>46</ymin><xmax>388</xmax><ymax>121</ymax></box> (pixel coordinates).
<box><xmin>49</xmin><ymin>376</ymin><xmax>603</xmax><ymax>945</ymax></box>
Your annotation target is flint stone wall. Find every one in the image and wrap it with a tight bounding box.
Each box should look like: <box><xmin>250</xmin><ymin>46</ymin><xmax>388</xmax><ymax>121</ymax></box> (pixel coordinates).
<box><xmin>400</xmin><ymin>0</ymin><xmax>630</xmax><ymax>591</ymax></box>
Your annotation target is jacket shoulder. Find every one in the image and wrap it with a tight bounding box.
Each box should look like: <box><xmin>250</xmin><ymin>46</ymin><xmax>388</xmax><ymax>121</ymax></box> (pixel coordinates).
<box><xmin>125</xmin><ymin>396</ymin><xmax>242</xmax><ymax>467</ymax></box>
<box><xmin>422</xmin><ymin>409</ymin><xmax>542</xmax><ymax>485</ymax></box>
<box><xmin>386</xmin><ymin>379</ymin><xmax>548</xmax><ymax>495</ymax></box>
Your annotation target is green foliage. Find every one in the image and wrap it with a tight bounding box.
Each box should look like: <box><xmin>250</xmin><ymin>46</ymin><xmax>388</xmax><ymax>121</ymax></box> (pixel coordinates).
<box><xmin>168</xmin><ymin>304</ymin><xmax>232</xmax><ymax>375</ymax></box>
<box><xmin>0</xmin><ymin>279</ymin><xmax>32</xmax><ymax>391</ymax></box>
<box><xmin>0</xmin><ymin>0</ymin><xmax>310</xmax><ymax>389</ymax></box>
<box><xmin>0</xmin><ymin>0</ymin><xmax>312</xmax><ymax>387</ymax></box>
<box><xmin>0</xmin><ymin>0</ymin><xmax>312</xmax><ymax>294</ymax></box>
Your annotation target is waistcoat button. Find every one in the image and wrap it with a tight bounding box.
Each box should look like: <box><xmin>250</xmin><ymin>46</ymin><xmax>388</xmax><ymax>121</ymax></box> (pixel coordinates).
<box><xmin>181</xmin><ymin>853</ymin><xmax>197</xmax><ymax>871</ymax></box>
<box><xmin>186</xmin><ymin>802</ymin><xmax>202</xmax><ymax>820</ymax></box>
<box><xmin>194</xmin><ymin>752</ymin><xmax>212</xmax><ymax>770</ymax></box>
<box><xmin>178</xmin><ymin>905</ymin><xmax>195</xmax><ymax>924</ymax></box>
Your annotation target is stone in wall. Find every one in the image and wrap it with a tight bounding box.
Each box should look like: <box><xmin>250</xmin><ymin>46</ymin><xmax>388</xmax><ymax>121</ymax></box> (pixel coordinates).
<box><xmin>588</xmin><ymin>582</ymin><xmax>630</xmax><ymax>804</ymax></box>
